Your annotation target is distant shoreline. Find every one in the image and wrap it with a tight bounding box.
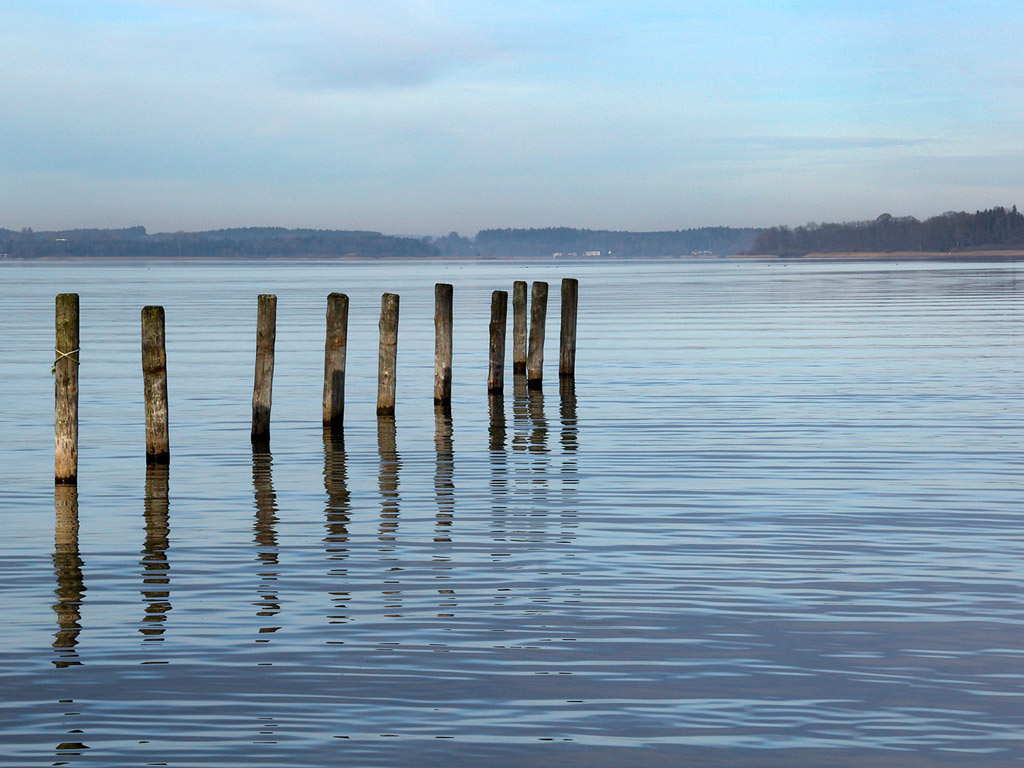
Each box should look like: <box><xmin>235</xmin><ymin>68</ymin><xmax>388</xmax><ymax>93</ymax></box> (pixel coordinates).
<box><xmin>736</xmin><ymin>250</ymin><xmax>1024</xmax><ymax>261</ymax></box>
<box><xmin>5</xmin><ymin>250</ymin><xmax>1024</xmax><ymax>264</ymax></box>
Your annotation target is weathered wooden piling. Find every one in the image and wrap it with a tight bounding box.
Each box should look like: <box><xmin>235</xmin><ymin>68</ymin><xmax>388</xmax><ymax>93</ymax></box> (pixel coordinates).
<box><xmin>488</xmin><ymin>290</ymin><xmax>508</xmax><ymax>393</ymax></box>
<box><xmin>55</xmin><ymin>294</ymin><xmax>80</xmax><ymax>484</ymax></box>
<box><xmin>434</xmin><ymin>283</ymin><xmax>453</xmax><ymax>405</ymax></box>
<box><xmin>251</xmin><ymin>294</ymin><xmax>276</xmax><ymax>445</ymax></box>
<box><xmin>560</xmin><ymin>278</ymin><xmax>578</xmax><ymax>378</ymax></box>
<box><xmin>377</xmin><ymin>293</ymin><xmax>400</xmax><ymax>414</ymax></box>
<box><xmin>512</xmin><ymin>280</ymin><xmax>528</xmax><ymax>374</ymax></box>
<box><xmin>526</xmin><ymin>281</ymin><xmax>548</xmax><ymax>389</ymax></box>
<box><xmin>141</xmin><ymin>306</ymin><xmax>170</xmax><ymax>464</ymax></box>
<box><xmin>322</xmin><ymin>292</ymin><xmax>349</xmax><ymax>430</ymax></box>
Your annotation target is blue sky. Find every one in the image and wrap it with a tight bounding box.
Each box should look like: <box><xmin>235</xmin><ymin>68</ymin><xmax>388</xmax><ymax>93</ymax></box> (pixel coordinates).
<box><xmin>2</xmin><ymin>0</ymin><xmax>1023</xmax><ymax>234</ymax></box>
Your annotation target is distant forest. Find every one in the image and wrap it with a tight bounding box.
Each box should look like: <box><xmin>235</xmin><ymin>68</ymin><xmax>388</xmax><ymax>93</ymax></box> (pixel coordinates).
<box><xmin>4</xmin><ymin>208</ymin><xmax>1022</xmax><ymax>260</ymax></box>
<box><xmin>466</xmin><ymin>227</ymin><xmax>760</xmax><ymax>258</ymax></box>
<box><xmin>750</xmin><ymin>207</ymin><xmax>1024</xmax><ymax>256</ymax></box>
<box><xmin>0</xmin><ymin>224</ymin><xmax>760</xmax><ymax>260</ymax></box>
<box><xmin>0</xmin><ymin>226</ymin><xmax>436</xmax><ymax>259</ymax></box>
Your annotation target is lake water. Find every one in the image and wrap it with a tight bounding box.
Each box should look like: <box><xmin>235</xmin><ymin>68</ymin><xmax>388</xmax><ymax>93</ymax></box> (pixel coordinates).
<box><xmin>1</xmin><ymin>257</ymin><xmax>1023</xmax><ymax>767</ymax></box>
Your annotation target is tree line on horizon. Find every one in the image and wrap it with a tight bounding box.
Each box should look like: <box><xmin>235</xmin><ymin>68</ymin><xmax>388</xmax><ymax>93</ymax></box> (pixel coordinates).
<box><xmin>750</xmin><ymin>206</ymin><xmax>1024</xmax><ymax>256</ymax></box>
<box><xmin>440</xmin><ymin>227</ymin><xmax>760</xmax><ymax>258</ymax></box>
<box><xmin>4</xmin><ymin>208</ymin><xmax>1021</xmax><ymax>259</ymax></box>
<box><xmin>0</xmin><ymin>224</ymin><xmax>761</xmax><ymax>260</ymax></box>
<box><xmin>0</xmin><ymin>226</ymin><xmax>436</xmax><ymax>259</ymax></box>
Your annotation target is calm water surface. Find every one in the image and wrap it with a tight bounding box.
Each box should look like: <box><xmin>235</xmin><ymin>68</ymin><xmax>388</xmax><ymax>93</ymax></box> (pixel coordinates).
<box><xmin>1</xmin><ymin>258</ymin><xmax>1023</xmax><ymax>766</ymax></box>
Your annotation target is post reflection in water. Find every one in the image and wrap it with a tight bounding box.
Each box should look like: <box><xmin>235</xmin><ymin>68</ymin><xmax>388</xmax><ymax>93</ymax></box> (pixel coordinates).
<box><xmin>140</xmin><ymin>464</ymin><xmax>172</xmax><ymax>642</ymax></box>
<box><xmin>527</xmin><ymin>384</ymin><xmax>548</xmax><ymax>455</ymax></box>
<box><xmin>558</xmin><ymin>377</ymin><xmax>580</xmax><ymax>542</ymax></box>
<box><xmin>433</xmin><ymin>405</ymin><xmax>457</xmax><ymax>616</ymax></box>
<box><xmin>53</xmin><ymin>485</ymin><xmax>85</xmax><ymax>667</ymax></box>
<box><xmin>511</xmin><ymin>374</ymin><xmax>529</xmax><ymax>453</ymax></box>
<box><xmin>376</xmin><ymin>414</ymin><xmax>402</xmax><ymax>617</ymax></box>
<box><xmin>322</xmin><ymin>429</ymin><xmax>351</xmax><ymax>625</ymax></box>
<box><xmin>512</xmin><ymin>373</ymin><xmax>550</xmax><ymax>457</ymax></box>
<box><xmin>510</xmin><ymin>374</ymin><xmax>553</xmax><ymax>542</ymax></box>
<box><xmin>559</xmin><ymin>377</ymin><xmax>578</xmax><ymax>455</ymax></box>
<box><xmin>377</xmin><ymin>414</ymin><xmax>400</xmax><ymax>543</ymax></box>
<box><xmin>251</xmin><ymin>448</ymin><xmax>281</xmax><ymax>641</ymax></box>
<box><xmin>433</xmin><ymin>405</ymin><xmax>454</xmax><ymax>543</ymax></box>
<box><xmin>488</xmin><ymin>392</ymin><xmax>509</xmax><ymax>542</ymax></box>
<box><xmin>488</xmin><ymin>391</ymin><xmax>506</xmax><ymax>452</ymax></box>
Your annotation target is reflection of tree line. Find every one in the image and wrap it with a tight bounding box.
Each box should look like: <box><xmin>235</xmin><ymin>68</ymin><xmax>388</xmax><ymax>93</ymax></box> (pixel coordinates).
<box><xmin>49</xmin><ymin>378</ymin><xmax>578</xmax><ymax>659</ymax></box>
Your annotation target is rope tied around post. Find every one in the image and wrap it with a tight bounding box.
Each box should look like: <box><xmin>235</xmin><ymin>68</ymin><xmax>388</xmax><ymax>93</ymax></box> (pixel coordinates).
<box><xmin>52</xmin><ymin>348</ymin><xmax>80</xmax><ymax>375</ymax></box>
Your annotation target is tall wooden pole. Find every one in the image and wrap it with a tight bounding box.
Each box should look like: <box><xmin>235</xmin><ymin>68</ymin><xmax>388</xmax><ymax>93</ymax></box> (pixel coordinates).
<box><xmin>377</xmin><ymin>293</ymin><xmax>400</xmax><ymax>415</ymax></box>
<box><xmin>512</xmin><ymin>280</ymin><xmax>528</xmax><ymax>375</ymax></box>
<box><xmin>434</xmin><ymin>283</ymin><xmax>453</xmax><ymax>405</ymax></box>
<box><xmin>488</xmin><ymin>289</ymin><xmax>508</xmax><ymax>393</ymax></box>
<box><xmin>323</xmin><ymin>292</ymin><xmax>349</xmax><ymax>430</ymax></box>
<box><xmin>251</xmin><ymin>294</ymin><xmax>277</xmax><ymax>445</ymax></box>
<box><xmin>559</xmin><ymin>278</ymin><xmax>578</xmax><ymax>378</ymax></box>
<box><xmin>141</xmin><ymin>306</ymin><xmax>170</xmax><ymax>464</ymax></box>
<box><xmin>55</xmin><ymin>294</ymin><xmax>80</xmax><ymax>484</ymax></box>
<box><xmin>526</xmin><ymin>280</ymin><xmax>548</xmax><ymax>389</ymax></box>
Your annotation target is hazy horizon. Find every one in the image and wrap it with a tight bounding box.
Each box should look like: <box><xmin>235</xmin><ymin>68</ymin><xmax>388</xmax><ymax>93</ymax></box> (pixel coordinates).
<box><xmin>3</xmin><ymin>1</ymin><xmax>1023</xmax><ymax>234</ymax></box>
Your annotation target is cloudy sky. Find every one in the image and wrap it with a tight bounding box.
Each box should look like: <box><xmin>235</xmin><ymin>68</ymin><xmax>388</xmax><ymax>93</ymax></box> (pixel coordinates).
<box><xmin>2</xmin><ymin>0</ymin><xmax>1023</xmax><ymax>234</ymax></box>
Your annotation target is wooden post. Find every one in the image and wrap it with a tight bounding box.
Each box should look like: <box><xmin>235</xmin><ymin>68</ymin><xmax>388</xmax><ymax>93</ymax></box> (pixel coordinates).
<box><xmin>323</xmin><ymin>292</ymin><xmax>349</xmax><ymax>430</ymax></box>
<box><xmin>488</xmin><ymin>290</ymin><xmax>508</xmax><ymax>393</ymax></box>
<box><xmin>377</xmin><ymin>293</ymin><xmax>399</xmax><ymax>414</ymax></box>
<box><xmin>526</xmin><ymin>281</ymin><xmax>548</xmax><ymax>389</ymax></box>
<box><xmin>251</xmin><ymin>294</ymin><xmax>276</xmax><ymax>445</ymax></box>
<box><xmin>512</xmin><ymin>280</ymin><xmax>528</xmax><ymax>374</ymax></box>
<box><xmin>560</xmin><ymin>278</ymin><xmax>578</xmax><ymax>378</ymax></box>
<box><xmin>141</xmin><ymin>306</ymin><xmax>170</xmax><ymax>464</ymax></box>
<box><xmin>434</xmin><ymin>283</ymin><xmax>453</xmax><ymax>405</ymax></box>
<box><xmin>55</xmin><ymin>294</ymin><xmax>80</xmax><ymax>484</ymax></box>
